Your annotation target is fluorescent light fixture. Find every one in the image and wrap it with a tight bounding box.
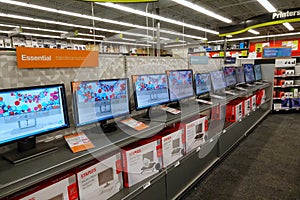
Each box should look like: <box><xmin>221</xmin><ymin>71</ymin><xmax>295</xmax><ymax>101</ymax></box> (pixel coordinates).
<box><xmin>171</xmin><ymin>0</ymin><xmax>232</xmax><ymax>23</ymax></box>
<box><xmin>96</xmin><ymin>2</ymin><xmax>219</xmax><ymax>34</ymax></box>
<box><xmin>208</xmin><ymin>32</ymin><xmax>300</xmax><ymax>43</ymax></box>
<box><xmin>256</xmin><ymin>0</ymin><xmax>277</xmax><ymax>12</ymax></box>
<box><xmin>164</xmin><ymin>43</ymin><xmax>188</xmax><ymax>48</ymax></box>
<box><xmin>77</xmin><ymin>33</ymin><xmax>105</xmax><ymax>38</ymax></box>
<box><xmin>283</xmin><ymin>22</ymin><xmax>294</xmax><ymax>31</ymax></box>
<box><xmin>226</xmin><ymin>35</ymin><xmax>233</xmax><ymax>38</ymax></box>
<box><xmin>248</xmin><ymin>29</ymin><xmax>260</xmax><ymax>35</ymax></box>
<box><xmin>20</xmin><ymin>32</ymin><xmax>60</xmax><ymax>39</ymax></box>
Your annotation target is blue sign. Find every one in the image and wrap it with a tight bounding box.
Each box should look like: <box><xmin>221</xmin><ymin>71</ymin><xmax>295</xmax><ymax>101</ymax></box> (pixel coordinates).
<box><xmin>224</xmin><ymin>57</ymin><xmax>236</xmax><ymax>64</ymax></box>
<box><xmin>190</xmin><ymin>56</ymin><xmax>209</xmax><ymax>65</ymax></box>
<box><xmin>263</xmin><ymin>47</ymin><xmax>292</xmax><ymax>58</ymax></box>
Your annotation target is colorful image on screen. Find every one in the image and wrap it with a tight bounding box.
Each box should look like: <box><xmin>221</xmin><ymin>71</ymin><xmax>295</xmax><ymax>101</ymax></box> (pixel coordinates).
<box><xmin>167</xmin><ymin>70</ymin><xmax>194</xmax><ymax>101</ymax></box>
<box><xmin>236</xmin><ymin>67</ymin><xmax>245</xmax><ymax>84</ymax></box>
<box><xmin>210</xmin><ymin>71</ymin><xmax>226</xmax><ymax>92</ymax></box>
<box><xmin>243</xmin><ymin>64</ymin><xmax>255</xmax><ymax>83</ymax></box>
<box><xmin>223</xmin><ymin>67</ymin><xmax>237</xmax><ymax>87</ymax></box>
<box><xmin>133</xmin><ymin>74</ymin><xmax>169</xmax><ymax>109</ymax></box>
<box><xmin>254</xmin><ymin>64</ymin><xmax>262</xmax><ymax>81</ymax></box>
<box><xmin>195</xmin><ymin>73</ymin><xmax>211</xmax><ymax>95</ymax></box>
<box><xmin>72</xmin><ymin>79</ymin><xmax>130</xmax><ymax>126</ymax></box>
<box><xmin>0</xmin><ymin>85</ymin><xmax>68</xmax><ymax>144</ymax></box>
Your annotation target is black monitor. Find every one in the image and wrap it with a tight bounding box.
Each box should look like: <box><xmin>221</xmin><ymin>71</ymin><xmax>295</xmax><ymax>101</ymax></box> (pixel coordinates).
<box><xmin>71</xmin><ymin>78</ymin><xmax>130</xmax><ymax>132</ymax></box>
<box><xmin>209</xmin><ymin>70</ymin><xmax>226</xmax><ymax>92</ymax></box>
<box><xmin>235</xmin><ymin>67</ymin><xmax>246</xmax><ymax>84</ymax></box>
<box><xmin>243</xmin><ymin>64</ymin><xmax>255</xmax><ymax>83</ymax></box>
<box><xmin>166</xmin><ymin>69</ymin><xmax>194</xmax><ymax>102</ymax></box>
<box><xmin>132</xmin><ymin>73</ymin><xmax>170</xmax><ymax>110</ymax></box>
<box><xmin>223</xmin><ymin>67</ymin><xmax>237</xmax><ymax>87</ymax></box>
<box><xmin>253</xmin><ymin>64</ymin><xmax>262</xmax><ymax>81</ymax></box>
<box><xmin>194</xmin><ymin>73</ymin><xmax>211</xmax><ymax>96</ymax></box>
<box><xmin>0</xmin><ymin>84</ymin><xmax>69</xmax><ymax>163</ymax></box>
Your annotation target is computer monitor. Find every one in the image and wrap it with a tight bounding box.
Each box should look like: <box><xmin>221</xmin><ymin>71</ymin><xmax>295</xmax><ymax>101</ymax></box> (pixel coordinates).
<box><xmin>253</xmin><ymin>64</ymin><xmax>262</xmax><ymax>81</ymax></box>
<box><xmin>194</xmin><ymin>73</ymin><xmax>211</xmax><ymax>96</ymax></box>
<box><xmin>223</xmin><ymin>67</ymin><xmax>237</xmax><ymax>87</ymax></box>
<box><xmin>166</xmin><ymin>69</ymin><xmax>194</xmax><ymax>102</ymax></box>
<box><xmin>98</xmin><ymin>168</ymin><xmax>114</xmax><ymax>186</ymax></box>
<box><xmin>209</xmin><ymin>70</ymin><xmax>226</xmax><ymax>92</ymax></box>
<box><xmin>172</xmin><ymin>138</ymin><xmax>180</xmax><ymax>148</ymax></box>
<box><xmin>236</xmin><ymin>67</ymin><xmax>246</xmax><ymax>84</ymax></box>
<box><xmin>71</xmin><ymin>78</ymin><xmax>130</xmax><ymax>129</ymax></box>
<box><xmin>132</xmin><ymin>73</ymin><xmax>169</xmax><ymax>110</ymax></box>
<box><xmin>0</xmin><ymin>84</ymin><xmax>69</xmax><ymax>163</ymax></box>
<box><xmin>243</xmin><ymin>64</ymin><xmax>255</xmax><ymax>83</ymax></box>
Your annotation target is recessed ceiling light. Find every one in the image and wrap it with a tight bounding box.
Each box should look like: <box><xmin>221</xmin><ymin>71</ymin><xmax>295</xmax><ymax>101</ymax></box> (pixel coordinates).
<box><xmin>256</xmin><ymin>0</ymin><xmax>277</xmax><ymax>12</ymax></box>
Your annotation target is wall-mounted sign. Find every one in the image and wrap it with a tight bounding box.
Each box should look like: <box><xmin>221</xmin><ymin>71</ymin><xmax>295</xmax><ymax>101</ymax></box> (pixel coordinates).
<box><xmin>190</xmin><ymin>56</ymin><xmax>209</xmax><ymax>65</ymax></box>
<box><xmin>219</xmin><ymin>7</ymin><xmax>300</xmax><ymax>37</ymax></box>
<box><xmin>16</xmin><ymin>47</ymin><xmax>99</xmax><ymax>68</ymax></box>
<box><xmin>262</xmin><ymin>47</ymin><xmax>292</xmax><ymax>59</ymax></box>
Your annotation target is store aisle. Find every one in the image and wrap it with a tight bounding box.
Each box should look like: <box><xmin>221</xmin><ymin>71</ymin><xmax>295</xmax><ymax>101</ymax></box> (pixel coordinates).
<box><xmin>182</xmin><ymin>113</ymin><xmax>300</xmax><ymax>200</ymax></box>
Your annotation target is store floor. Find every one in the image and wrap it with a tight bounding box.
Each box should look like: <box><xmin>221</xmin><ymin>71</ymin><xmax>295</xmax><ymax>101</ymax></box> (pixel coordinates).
<box><xmin>182</xmin><ymin>113</ymin><xmax>300</xmax><ymax>200</ymax></box>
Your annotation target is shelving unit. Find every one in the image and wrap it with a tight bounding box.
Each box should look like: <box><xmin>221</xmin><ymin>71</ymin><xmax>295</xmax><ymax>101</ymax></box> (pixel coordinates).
<box><xmin>272</xmin><ymin>58</ymin><xmax>300</xmax><ymax>112</ymax></box>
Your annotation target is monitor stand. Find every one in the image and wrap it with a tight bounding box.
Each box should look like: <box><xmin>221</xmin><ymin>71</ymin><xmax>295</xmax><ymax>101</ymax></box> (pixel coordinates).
<box><xmin>3</xmin><ymin>137</ymin><xmax>58</xmax><ymax>164</ymax></box>
<box><xmin>100</xmin><ymin>120</ymin><xmax>118</xmax><ymax>133</ymax></box>
<box><xmin>168</xmin><ymin>100</ymin><xmax>180</xmax><ymax>109</ymax></box>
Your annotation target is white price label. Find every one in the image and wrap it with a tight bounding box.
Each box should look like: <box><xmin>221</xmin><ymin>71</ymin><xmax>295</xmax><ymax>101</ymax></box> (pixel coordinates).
<box><xmin>143</xmin><ymin>181</ymin><xmax>151</xmax><ymax>190</ymax></box>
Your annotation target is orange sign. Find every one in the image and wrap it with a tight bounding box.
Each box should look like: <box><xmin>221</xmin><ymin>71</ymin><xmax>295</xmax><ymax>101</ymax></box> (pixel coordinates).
<box><xmin>16</xmin><ymin>47</ymin><xmax>99</xmax><ymax>68</ymax></box>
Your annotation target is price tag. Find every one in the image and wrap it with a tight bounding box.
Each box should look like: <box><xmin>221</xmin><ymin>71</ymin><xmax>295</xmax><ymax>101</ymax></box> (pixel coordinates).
<box><xmin>196</xmin><ymin>146</ymin><xmax>201</xmax><ymax>152</ymax></box>
<box><xmin>174</xmin><ymin>161</ymin><xmax>180</xmax><ymax>168</ymax></box>
<box><xmin>143</xmin><ymin>181</ymin><xmax>151</xmax><ymax>190</ymax></box>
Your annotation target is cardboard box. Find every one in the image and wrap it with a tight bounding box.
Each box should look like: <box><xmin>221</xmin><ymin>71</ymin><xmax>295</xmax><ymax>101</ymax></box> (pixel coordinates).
<box><xmin>0</xmin><ymin>37</ymin><xmax>4</xmax><ymax>48</ymax></box>
<box><xmin>180</xmin><ymin>115</ymin><xmax>207</xmax><ymax>153</ymax></box>
<box><xmin>239</xmin><ymin>97</ymin><xmax>251</xmax><ymax>115</ymax></box>
<box><xmin>226</xmin><ymin>100</ymin><xmax>243</xmax><ymax>122</ymax></box>
<box><xmin>4</xmin><ymin>37</ymin><xmax>12</xmax><ymax>48</ymax></box>
<box><xmin>251</xmin><ymin>95</ymin><xmax>257</xmax><ymax>111</ymax></box>
<box><xmin>77</xmin><ymin>153</ymin><xmax>123</xmax><ymax>200</ymax></box>
<box><xmin>122</xmin><ymin>138</ymin><xmax>162</xmax><ymax>188</ymax></box>
<box><xmin>256</xmin><ymin>89</ymin><xmax>266</xmax><ymax>106</ymax></box>
<box><xmin>292</xmin><ymin>98</ymin><xmax>300</xmax><ymax>107</ymax></box>
<box><xmin>157</xmin><ymin>127</ymin><xmax>185</xmax><ymax>168</ymax></box>
<box><xmin>12</xmin><ymin>173</ymin><xmax>78</xmax><ymax>200</ymax></box>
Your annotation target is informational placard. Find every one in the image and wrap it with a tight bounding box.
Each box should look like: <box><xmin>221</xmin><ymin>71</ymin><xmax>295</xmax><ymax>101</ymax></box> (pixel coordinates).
<box><xmin>190</xmin><ymin>56</ymin><xmax>209</xmax><ymax>65</ymax></box>
<box><xmin>262</xmin><ymin>47</ymin><xmax>292</xmax><ymax>59</ymax></box>
<box><xmin>282</xmin><ymin>40</ymin><xmax>299</xmax><ymax>50</ymax></box>
<box><xmin>16</xmin><ymin>47</ymin><xmax>98</xmax><ymax>68</ymax></box>
<box><xmin>64</xmin><ymin>132</ymin><xmax>95</xmax><ymax>153</ymax></box>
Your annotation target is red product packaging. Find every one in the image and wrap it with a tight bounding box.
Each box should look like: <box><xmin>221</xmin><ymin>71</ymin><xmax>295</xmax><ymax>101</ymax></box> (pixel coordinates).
<box><xmin>226</xmin><ymin>100</ymin><xmax>243</xmax><ymax>122</ymax></box>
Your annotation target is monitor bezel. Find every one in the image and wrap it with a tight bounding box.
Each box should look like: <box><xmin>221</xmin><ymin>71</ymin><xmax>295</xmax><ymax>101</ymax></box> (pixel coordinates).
<box><xmin>253</xmin><ymin>64</ymin><xmax>263</xmax><ymax>81</ymax></box>
<box><xmin>209</xmin><ymin>70</ymin><xmax>227</xmax><ymax>93</ymax></box>
<box><xmin>166</xmin><ymin>69</ymin><xmax>195</xmax><ymax>102</ymax></box>
<box><xmin>243</xmin><ymin>64</ymin><xmax>256</xmax><ymax>83</ymax></box>
<box><xmin>194</xmin><ymin>73</ymin><xmax>212</xmax><ymax>96</ymax></box>
<box><xmin>0</xmin><ymin>83</ymin><xmax>70</xmax><ymax>146</ymax></box>
<box><xmin>71</xmin><ymin>78</ymin><xmax>131</xmax><ymax>127</ymax></box>
<box><xmin>132</xmin><ymin>73</ymin><xmax>170</xmax><ymax>111</ymax></box>
<box><xmin>223</xmin><ymin>66</ymin><xmax>238</xmax><ymax>88</ymax></box>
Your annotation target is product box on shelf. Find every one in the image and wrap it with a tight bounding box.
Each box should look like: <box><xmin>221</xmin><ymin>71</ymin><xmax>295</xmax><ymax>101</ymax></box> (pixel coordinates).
<box><xmin>12</xmin><ymin>37</ymin><xmax>20</xmax><ymax>47</ymax></box>
<box><xmin>122</xmin><ymin>138</ymin><xmax>162</xmax><ymax>188</ymax></box>
<box><xmin>251</xmin><ymin>95</ymin><xmax>257</xmax><ymax>111</ymax></box>
<box><xmin>226</xmin><ymin>100</ymin><xmax>243</xmax><ymax>122</ymax></box>
<box><xmin>4</xmin><ymin>37</ymin><xmax>12</xmax><ymax>48</ymax></box>
<box><xmin>11</xmin><ymin>172</ymin><xmax>78</xmax><ymax>200</ymax></box>
<box><xmin>292</xmin><ymin>88</ymin><xmax>299</xmax><ymax>98</ymax></box>
<box><xmin>157</xmin><ymin>126</ymin><xmax>185</xmax><ymax>168</ymax></box>
<box><xmin>256</xmin><ymin>89</ymin><xmax>266</xmax><ymax>106</ymax></box>
<box><xmin>211</xmin><ymin>104</ymin><xmax>226</xmax><ymax>120</ymax></box>
<box><xmin>76</xmin><ymin>152</ymin><xmax>123</xmax><ymax>200</ymax></box>
<box><xmin>180</xmin><ymin>115</ymin><xmax>207</xmax><ymax>153</ymax></box>
<box><xmin>275</xmin><ymin>58</ymin><xmax>296</xmax><ymax>67</ymax></box>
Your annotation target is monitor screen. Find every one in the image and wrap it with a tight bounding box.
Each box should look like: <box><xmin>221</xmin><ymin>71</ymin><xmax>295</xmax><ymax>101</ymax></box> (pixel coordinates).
<box><xmin>254</xmin><ymin>64</ymin><xmax>262</xmax><ymax>81</ymax></box>
<box><xmin>166</xmin><ymin>69</ymin><xmax>194</xmax><ymax>101</ymax></box>
<box><xmin>223</xmin><ymin>67</ymin><xmax>237</xmax><ymax>87</ymax></box>
<box><xmin>172</xmin><ymin>138</ymin><xmax>180</xmax><ymax>148</ymax></box>
<box><xmin>243</xmin><ymin>64</ymin><xmax>255</xmax><ymax>83</ymax></box>
<box><xmin>210</xmin><ymin>70</ymin><xmax>226</xmax><ymax>92</ymax></box>
<box><xmin>194</xmin><ymin>73</ymin><xmax>211</xmax><ymax>95</ymax></box>
<box><xmin>98</xmin><ymin>168</ymin><xmax>114</xmax><ymax>186</ymax></box>
<box><xmin>0</xmin><ymin>84</ymin><xmax>69</xmax><ymax>145</ymax></box>
<box><xmin>71</xmin><ymin>78</ymin><xmax>130</xmax><ymax>127</ymax></box>
<box><xmin>236</xmin><ymin>67</ymin><xmax>245</xmax><ymax>84</ymax></box>
<box><xmin>132</xmin><ymin>74</ymin><xmax>169</xmax><ymax>110</ymax></box>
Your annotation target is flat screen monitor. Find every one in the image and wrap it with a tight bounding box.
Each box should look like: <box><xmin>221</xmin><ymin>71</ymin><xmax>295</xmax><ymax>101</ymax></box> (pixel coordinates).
<box><xmin>132</xmin><ymin>74</ymin><xmax>169</xmax><ymax>110</ymax></box>
<box><xmin>223</xmin><ymin>67</ymin><xmax>237</xmax><ymax>87</ymax></box>
<box><xmin>209</xmin><ymin>70</ymin><xmax>226</xmax><ymax>92</ymax></box>
<box><xmin>236</xmin><ymin>67</ymin><xmax>245</xmax><ymax>84</ymax></box>
<box><xmin>98</xmin><ymin>168</ymin><xmax>114</xmax><ymax>186</ymax></box>
<box><xmin>243</xmin><ymin>64</ymin><xmax>255</xmax><ymax>83</ymax></box>
<box><xmin>194</xmin><ymin>73</ymin><xmax>211</xmax><ymax>96</ymax></box>
<box><xmin>166</xmin><ymin>69</ymin><xmax>194</xmax><ymax>101</ymax></box>
<box><xmin>254</xmin><ymin>64</ymin><xmax>262</xmax><ymax>81</ymax></box>
<box><xmin>0</xmin><ymin>84</ymin><xmax>69</xmax><ymax>145</ymax></box>
<box><xmin>71</xmin><ymin>78</ymin><xmax>130</xmax><ymax>127</ymax></box>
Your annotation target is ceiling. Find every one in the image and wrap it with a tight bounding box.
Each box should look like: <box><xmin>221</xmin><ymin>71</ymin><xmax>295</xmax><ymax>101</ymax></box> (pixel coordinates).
<box><xmin>0</xmin><ymin>0</ymin><xmax>300</xmax><ymax>46</ymax></box>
